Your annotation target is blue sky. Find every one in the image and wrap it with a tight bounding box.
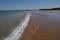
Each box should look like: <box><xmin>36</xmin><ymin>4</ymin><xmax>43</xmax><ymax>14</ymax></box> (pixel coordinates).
<box><xmin>0</xmin><ymin>0</ymin><xmax>60</xmax><ymax>10</ymax></box>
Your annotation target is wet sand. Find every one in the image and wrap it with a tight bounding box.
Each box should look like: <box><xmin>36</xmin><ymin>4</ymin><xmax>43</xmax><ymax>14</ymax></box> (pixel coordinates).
<box><xmin>19</xmin><ymin>11</ymin><xmax>60</xmax><ymax>40</ymax></box>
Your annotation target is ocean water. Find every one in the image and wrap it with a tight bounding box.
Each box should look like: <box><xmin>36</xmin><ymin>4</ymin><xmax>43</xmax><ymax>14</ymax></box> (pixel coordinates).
<box><xmin>0</xmin><ymin>10</ymin><xmax>31</xmax><ymax>40</ymax></box>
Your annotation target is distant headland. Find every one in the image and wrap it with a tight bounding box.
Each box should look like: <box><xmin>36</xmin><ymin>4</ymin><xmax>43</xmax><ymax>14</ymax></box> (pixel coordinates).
<box><xmin>39</xmin><ymin>7</ymin><xmax>60</xmax><ymax>10</ymax></box>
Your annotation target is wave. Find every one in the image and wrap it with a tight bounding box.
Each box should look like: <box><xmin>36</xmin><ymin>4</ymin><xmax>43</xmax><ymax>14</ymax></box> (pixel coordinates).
<box><xmin>4</xmin><ymin>12</ymin><xmax>32</xmax><ymax>40</ymax></box>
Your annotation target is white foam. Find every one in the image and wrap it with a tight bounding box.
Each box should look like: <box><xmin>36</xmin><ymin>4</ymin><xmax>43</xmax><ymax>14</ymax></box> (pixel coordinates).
<box><xmin>4</xmin><ymin>12</ymin><xmax>31</xmax><ymax>40</ymax></box>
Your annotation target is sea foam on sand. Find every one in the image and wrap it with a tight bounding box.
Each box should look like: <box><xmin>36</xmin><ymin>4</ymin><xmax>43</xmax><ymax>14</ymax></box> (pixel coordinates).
<box><xmin>4</xmin><ymin>12</ymin><xmax>31</xmax><ymax>40</ymax></box>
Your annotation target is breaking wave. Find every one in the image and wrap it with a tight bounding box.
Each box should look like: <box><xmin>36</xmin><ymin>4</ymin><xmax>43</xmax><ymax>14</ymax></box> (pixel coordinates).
<box><xmin>4</xmin><ymin>12</ymin><xmax>31</xmax><ymax>40</ymax></box>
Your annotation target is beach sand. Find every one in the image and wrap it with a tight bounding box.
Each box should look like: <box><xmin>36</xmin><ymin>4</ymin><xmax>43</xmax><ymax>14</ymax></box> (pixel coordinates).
<box><xmin>19</xmin><ymin>11</ymin><xmax>60</xmax><ymax>40</ymax></box>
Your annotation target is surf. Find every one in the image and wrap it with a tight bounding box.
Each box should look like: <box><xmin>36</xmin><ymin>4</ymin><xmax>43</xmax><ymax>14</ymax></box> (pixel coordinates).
<box><xmin>4</xmin><ymin>12</ymin><xmax>32</xmax><ymax>40</ymax></box>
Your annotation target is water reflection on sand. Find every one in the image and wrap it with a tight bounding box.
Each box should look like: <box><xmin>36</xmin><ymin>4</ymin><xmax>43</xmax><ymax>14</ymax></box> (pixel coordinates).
<box><xmin>20</xmin><ymin>11</ymin><xmax>60</xmax><ymax>40</ymax></box>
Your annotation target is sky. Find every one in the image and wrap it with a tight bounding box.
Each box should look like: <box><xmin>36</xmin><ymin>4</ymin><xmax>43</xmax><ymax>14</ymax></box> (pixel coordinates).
<box><xmin>0</xmin><ymin>0</ymin><xmax>60</xmax><ymax>10</ymax></box>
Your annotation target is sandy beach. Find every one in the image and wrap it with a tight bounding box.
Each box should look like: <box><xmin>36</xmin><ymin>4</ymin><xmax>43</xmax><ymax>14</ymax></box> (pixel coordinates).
<box><xmin>0</xmin><ymin>10</ymin><xmax>60</xmax><ymax>40</ymax></box>
<box><xmin>19</xmin><ymin>11</ymin><xmax>60</xmax><ymax>40</ymax></box>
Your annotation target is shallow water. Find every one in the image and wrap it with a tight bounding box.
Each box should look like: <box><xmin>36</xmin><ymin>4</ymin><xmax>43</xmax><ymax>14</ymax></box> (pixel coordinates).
<box><xmin>0</xmin><ymin>11</ymin><xmax>27</xmax><ymax>39</ymax></box>
<box><xmin>4</xmin><ymin>12</ymin><xmax>31</xmax><ymax>40</ymax></box>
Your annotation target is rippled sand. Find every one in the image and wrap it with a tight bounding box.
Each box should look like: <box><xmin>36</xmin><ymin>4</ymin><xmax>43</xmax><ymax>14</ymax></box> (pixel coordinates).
<box><xmin>19</xmin><ymin>12</ymin><xmax>60</xmax><ymax>40</ymax></box>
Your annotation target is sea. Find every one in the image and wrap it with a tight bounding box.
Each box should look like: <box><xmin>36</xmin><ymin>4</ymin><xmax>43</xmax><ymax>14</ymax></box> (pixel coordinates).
<box><xmin>0</xmin><ymin>10</ymin><xmax>31</xmax><ymax>40</ymax></box>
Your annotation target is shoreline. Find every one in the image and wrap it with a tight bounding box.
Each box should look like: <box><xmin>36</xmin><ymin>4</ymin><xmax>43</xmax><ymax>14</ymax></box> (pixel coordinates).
<box><xmin>3</xmin><ymin>13</ymin><xmax>31</xmax><ymax>40</ymax></box>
